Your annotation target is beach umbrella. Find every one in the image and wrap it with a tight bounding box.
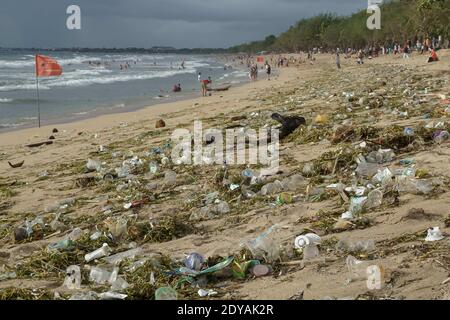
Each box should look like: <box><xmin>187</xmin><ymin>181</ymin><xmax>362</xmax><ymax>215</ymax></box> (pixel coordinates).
<box><xmin>35</xmin><ymin>55</ymin><xmax>63</xmax><ymax>127</ymax></box>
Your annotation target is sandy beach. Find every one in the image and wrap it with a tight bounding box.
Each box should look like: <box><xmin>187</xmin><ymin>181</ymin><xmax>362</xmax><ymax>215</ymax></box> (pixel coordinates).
<box><xmin>0</xmin><ymin>50</ymin><xmax>449</xmax><ymax>300</ymax></box>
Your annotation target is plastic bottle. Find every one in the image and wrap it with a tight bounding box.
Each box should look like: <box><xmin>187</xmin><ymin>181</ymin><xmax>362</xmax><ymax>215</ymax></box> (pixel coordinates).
<box><xmin>98</xmin><ymin>292</ymin><xmax>127</xmax><ymax>300</ymax></box>
<box><xmin>85</xmin><ymin>243</ymin><xmax>111</xmax><ymax>262</ymax></box>
<box><xmin>104</xmin><ymin>248</ymin><xmax>142</xmax><ymax>265</ymax></box>
<box><xmin>294</xmin><ymin>233</ymin><xmax>321</xmax><ymax>248</ymax></box>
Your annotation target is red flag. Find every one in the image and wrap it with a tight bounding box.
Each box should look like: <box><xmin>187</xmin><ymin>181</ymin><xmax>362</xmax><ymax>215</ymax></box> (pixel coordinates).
<box><xmin>256</xmin><ymin>56</ymin><xmax>264</xmax><ymax>63</ymax></box>
<box><xmin>35</xmin><ymin>55</ymin><xmax>62</xmax><ymax>77</ymax></box>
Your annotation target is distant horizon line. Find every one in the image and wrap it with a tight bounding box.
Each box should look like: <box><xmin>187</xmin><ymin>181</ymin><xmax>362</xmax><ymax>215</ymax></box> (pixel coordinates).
<box><xmin>0</xmin><ymin>46</ymin><xmax>229</xmax><ymax>51</ymax></box>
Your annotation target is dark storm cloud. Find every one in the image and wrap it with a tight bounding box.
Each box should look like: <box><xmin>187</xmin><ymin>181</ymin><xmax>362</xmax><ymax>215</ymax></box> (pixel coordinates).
<box><xmin>0</xmin><ymin>0</ymin><xmax>367</xmax><ymax>48</ymax></box>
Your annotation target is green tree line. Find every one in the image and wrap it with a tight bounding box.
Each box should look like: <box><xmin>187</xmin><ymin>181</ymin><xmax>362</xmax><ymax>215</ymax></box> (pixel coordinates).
<box><xmin>229</xmin><ymin>0</ymin><xmax>450</xmax><ymax>53</ymax></box>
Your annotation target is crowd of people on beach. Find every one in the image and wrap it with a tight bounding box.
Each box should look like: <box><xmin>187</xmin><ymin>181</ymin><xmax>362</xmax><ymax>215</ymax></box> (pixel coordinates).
<box><xmin>84</xmin><ymin>35</ymin><xmax>445</xmax><ymax>100</ymax></box>
<box><xmin>325</xmin><ymin>36</ymin><xmax>445</xmax><ymax>69</ymax></box>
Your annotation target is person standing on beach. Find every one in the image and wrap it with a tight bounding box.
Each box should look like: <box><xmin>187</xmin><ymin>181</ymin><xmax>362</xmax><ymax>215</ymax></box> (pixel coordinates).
<box><xmin>265</xmin><ymin>62</ymin><xmax>271</xmax><ymax>80</ymax></box>
<box><xmin>335</xmin><ymin>49</ymin><xmax>341</xmax><ymax>69</ymax></box>
<box><xmin>198</xmin><ymin>72</ymin><xmax>206</xmax><ymax>97</ymax></box>
<box><xmin>357</xmin><ymin>50</ymin><xmax>364</xmax><ymax>65</ymax></box>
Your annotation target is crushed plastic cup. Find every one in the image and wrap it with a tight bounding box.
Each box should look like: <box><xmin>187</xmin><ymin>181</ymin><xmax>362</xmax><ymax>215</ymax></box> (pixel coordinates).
<box><xmin>341</xmin><ymin>211</ymin><xmax>354</xmax><ymax>220</ymax></box>
<box><xmin>346</xmin><ymin>255</ymin><xmax>385</xmax><ymax>289</ymax></box>
<box><xmin>64</xmin><ymin>265</ymin><xmax>81</xmax><ymax>290</ymax></box>
<box><xmin>396</xmin><ymin>178</ymin><xmax>434</xmax><ymax>195</ymax></box>
<box><xmin>163</xmin><ymin>170</ymin><xmax>177</xmax><ymax>186</ymax></box>
<box><xmin>399</xmin><ymin>159</ymin><xmax>415</xmax><ymax>166</ymax></box>
<box><xmin>155</xmin><ymin>287</ymin><xmax>178</xmax><ymax>300</ymax></box>
<box><xmin>198</xmin><ymin>289</ymin><xmax>218</xmax><ymax>297</ymax></box>
<box><xmin>355</xmin><ymin>155</ymin><xmax>380</xmax><ymax>177</ymax></box>
<box><xmin>149</xmin><ymin>162</ymin><xmax>158</xmax><ymax>174</ymax></box>
<box><xmin>366</xmin><ymin>189</ymin><xmax>383</xmax><ymax>209</ymax></box>
<box><xmin>242</xmin><ymin>169</ymin><xmax>254</xmax><ymax>179</ymax></box>
<box><xmin>69</xmin><ymin>291</ymin><xmax>98</xmax><ymax>300</ymax></box>
<box><xmin>425</xmin><ymin>227</ymin><xmax>445</xmax><ymax>242</ymax></box>
<box><xmin>216</xmin><ymin>201</ymin><xmax>230</xmax><ymax>214</ymax></box>
<box><xmin>245</xmin><ymin>225</ymin><xmax>281</xmax><ymax>262</ymax></box>
<box><xmin>372</xmin><ymin>168</ymin><xmax>393</xmax><ymax>185</ymax></box>
<box><xmin>106</xmin><ymin>218</ymin><xmax>128</xmax><ymax>240</ymax></box>
<box><xmin>346</xmin><ymin>255</ymin><xmax>377</xmax><ymax>281</ymax></box>
<box><xmin>281</xmin><ymin>174</ymin><xmax>307</xmax><ymax>191</ymax></box>
<box><xmin>336</xmin><ymin>239</ymin><xmax>376</xmax><ymax>253</ymax></box>
<box><xmin>109</xmin><ymin>267</ymin><xmax>130</xmax><ymax>291</ymax></box>
<box><xmin>260</xmin><ymin>180</ymin><xmax>283</xmax><ymax>196</ymax></box>
<box><xmin>394</xmin><ymin>167</ymin><xmax>416</xmax><ymax>177</ymax></box>
<box><xmin>366</xmin><ymin>149</ymin><xmax>395</xmax><ymax>164</ymax></box>
<box><xmin>85</xmin><ymin>243</ymin><xmax>111</xmax><ymax>262</ymax></box>
<box><xmin>47</xmin><ymin>239</ymin><xmax>75</xmax><ymax>251</ymax></box>
<box><xmin>433</xmin><ymin>130</ymin><xmax>450</xmax><ymax>144</ymax></box>
<box><xmin>89</xmin><ymin>266</ymin><xmax>111</xmax><ymax>284</ymax></box>
<box><xmin>403</xmin><ymin>127</ymin><xmax>414</xmax><ymax>136</ymax></box>
<box><xmin>185</xmin><ymin>253</ymin><xmax>206</xmax><ymax>271</ymax></box>
<box><xmin>123</xmin><ymin>202</ymin><xmax>132</xmax><ymax>210</ymax></box>
<box><xmin>204</xmin><ymin>192</ymin><xmax>219</xmax><ymax>205</ymax></box>
<box><xmin>67</xmin><ymin>227</ymin><xmax>84</xmax><ymax>241</ymax></box>
<box><xmin>86</xmin><ymin>159</ymin><xmax>101</xmax><ymax>172</ymax></box>
<box><xmin>295</xmin><ymin>233</ymin><xmax>321</xmax><ymax>260</ymax></box>
<box><xmin>348</xmin><ymin>196</ymin><xmax>368</xmax><ymax>215</ymax></box>
<box><xmin>90</xmin><ymin>231</ymin><xmax>102</xmax><ymax>241</ymax></box>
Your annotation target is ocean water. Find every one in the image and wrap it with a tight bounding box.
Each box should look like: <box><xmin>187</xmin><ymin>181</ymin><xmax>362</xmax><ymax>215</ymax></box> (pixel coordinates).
<box><xmin>0</xmin><ymin>49</ymin><xmax>249</xmax><ymax>131</ymax></box>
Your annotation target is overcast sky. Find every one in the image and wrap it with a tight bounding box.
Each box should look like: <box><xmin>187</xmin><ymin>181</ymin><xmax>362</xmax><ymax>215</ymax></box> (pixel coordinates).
<box><xmin>0</xmin><ymin>0</ymin><xmax>367</xmax><ymax>48</ymax></box>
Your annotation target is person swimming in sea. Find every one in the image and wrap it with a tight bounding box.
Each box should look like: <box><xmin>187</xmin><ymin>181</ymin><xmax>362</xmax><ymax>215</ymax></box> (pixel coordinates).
<box><xmin>172</xmin><ymin>84</ymin><xmax>182</xmax><ymax>92</ymax></box>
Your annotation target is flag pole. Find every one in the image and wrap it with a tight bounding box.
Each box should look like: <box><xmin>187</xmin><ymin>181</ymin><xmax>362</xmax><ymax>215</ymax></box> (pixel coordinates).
<box><xmin>36</xmin><ymin>75</ymin><xmax>41</xmax><ymax>128</ymax></box>
<box><xmin>35</xmin><ymin>55</ymin><xmax>41</xmax><ymax>128</ymax></box>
